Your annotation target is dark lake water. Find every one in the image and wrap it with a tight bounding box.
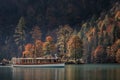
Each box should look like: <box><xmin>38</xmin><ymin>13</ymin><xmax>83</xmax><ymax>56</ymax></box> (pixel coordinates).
<box><xmin>0</xmin><ymin>64</ymin><xmax>120</xmax><ymax>80</ymax></box>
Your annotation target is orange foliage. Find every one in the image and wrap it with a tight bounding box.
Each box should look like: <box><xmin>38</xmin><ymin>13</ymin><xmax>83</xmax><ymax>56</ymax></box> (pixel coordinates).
<box><xmin>35</xmin><ymin>39</ymin><xmax>43</xmax><ymax>47</ymax></box>
<box><xmin>42</xmin><ymin>41</ymin><xmax>56</xmax><ymax>54</ymax></box>
<box><xmin>67</xmin><ymin>35</ymin><xmax>81</xmax><ymax>47</ymax></box>
<box><xmin>116</xmin><ymin>49</ymin><xmax>120</xmax><ymax>63</ymax></box>
<box><xmin>67</xmin><ymin>35</ymin><xmax>82</xmax><ymax>56</ymax></box>
<box><xmin>93</xmin><ymin>45</ymin><xmax>104</xmax><ymax>57</ymax></box>
<box><xmin>115</xmin><ymin>11</ymin><xmax>120</xmax><ymax>20</ymax></box>
<box><xmin>22</xmin><ymin>50</ymin><xmax>29</xmax><ymax>55</ymax></box>
<box><xmin>24</xmin><ymin>43</ymin><xmax>33</xmax><ymax>51</ymax></box>
<box><xmin>43</xmin><ymin>42</ymin><xmax>49</xmax><ymax>47</ymax></box>
<box><xmin>46</xmin><ymin>36</ymin><xmax>53</xmax><ymax>42</ymax></box>
<box><xmin>115</xmin><ymin>39</ymin><xmax>120</xmax><ymax>45</ymax></box>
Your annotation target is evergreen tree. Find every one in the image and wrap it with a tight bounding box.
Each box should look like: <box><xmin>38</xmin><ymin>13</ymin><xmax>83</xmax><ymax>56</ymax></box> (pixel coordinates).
<box><xmin>14</xmin><ymin>16</ymin><xmax>26</xmax><ymax>57</ymax></box>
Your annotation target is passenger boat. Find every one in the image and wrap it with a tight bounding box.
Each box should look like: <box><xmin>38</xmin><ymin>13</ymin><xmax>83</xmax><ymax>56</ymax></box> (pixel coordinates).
<box><xmin>11</xmin><ymin>57</ymin><xmax>65</xmax><ymax>68</ymax></box>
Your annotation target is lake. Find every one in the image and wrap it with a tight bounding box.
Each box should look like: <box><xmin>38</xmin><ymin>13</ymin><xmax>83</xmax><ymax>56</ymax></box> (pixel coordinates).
<box><xmin>0</xmin><ymin>64</ymin><xmax>120</xmax><ymax>80</ymax></box>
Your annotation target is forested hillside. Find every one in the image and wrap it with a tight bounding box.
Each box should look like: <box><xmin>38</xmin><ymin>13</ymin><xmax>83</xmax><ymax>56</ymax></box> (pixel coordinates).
<box><xmin>0</xmin><ymin>1</ymin><xmax>120</xmax><ymax>63</ymax></box>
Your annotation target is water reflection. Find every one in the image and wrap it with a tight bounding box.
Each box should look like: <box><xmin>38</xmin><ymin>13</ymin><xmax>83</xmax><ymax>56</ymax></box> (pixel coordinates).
<box><xmin>12</xmin><ymin>67</ymin><xmax>65</xmax><ymax>80</ymax></box>
<box><xmin>1</xmin><ymin>64</ymin><xmax>120</xmax><ymax>80</ymax></box>
<box><xmin>0</xmin><ymin>67</ymin><xmax>12</xmax><ymax>80</ymax></box>
<box><xmin>65</xmin><ymin>64</ymin><xmax>120</xmax><ymax>80</ymax></box>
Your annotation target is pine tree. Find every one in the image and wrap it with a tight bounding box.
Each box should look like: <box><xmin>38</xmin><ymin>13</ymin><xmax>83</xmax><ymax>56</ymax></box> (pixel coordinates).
<box><xmin>14</xmin><ymin>17</ymin><xmax>26</xmax><ymax>57</ymax></box>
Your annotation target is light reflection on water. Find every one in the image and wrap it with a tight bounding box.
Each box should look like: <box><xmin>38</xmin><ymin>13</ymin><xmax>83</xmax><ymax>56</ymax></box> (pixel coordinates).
<box><xmin>0</xmin><ymin>64</ymin><xmax>120</xmax><ymax>80</ymax></box>
<box><xmin>12</xmin><ymin>67</ymin><xmax>65</xmax><ymax>80</ymax></box>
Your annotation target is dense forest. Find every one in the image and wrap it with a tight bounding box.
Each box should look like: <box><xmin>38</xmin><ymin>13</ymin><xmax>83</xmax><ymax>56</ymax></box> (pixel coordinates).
<box><xmin>0</xmin><ymin>0</ymin><xmax>120</xmax><ymax>63</ymax></box>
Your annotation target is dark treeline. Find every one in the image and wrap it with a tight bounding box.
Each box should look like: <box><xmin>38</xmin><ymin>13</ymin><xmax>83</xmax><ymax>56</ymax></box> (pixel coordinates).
<box><xmin>0</xmin><ymin>0</ymin><xmax>117</xmax><ymax>28</ymax></box>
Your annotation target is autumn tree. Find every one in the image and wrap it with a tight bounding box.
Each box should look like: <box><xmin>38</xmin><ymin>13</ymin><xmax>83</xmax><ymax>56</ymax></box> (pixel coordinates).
<box><xmin>93</xmin><ymin>45</ymin><xmax>107</xmax><ymax>63</ymax></box>
<box><xmin>115</xmin><ymin>39</ymin><xmax>120</xmax><ymax>47</ymax></box>
<box><xmin>108</xmin><ymin>39</ymin><xmax>120</xmax><ymax>63</ymax></box>
<box><xmin>116</xmin><ymin>49</ymin><xmax>120</xmax><ymax>63</ymax></box>
<box><xmin>56</xmin><ymin>25</ymin><xmax>73</xmax><ymax>56</ymax></box>
<box><xmin>113</xmin><ymin>39</ymin><xmax>120</xmax><ymax>63</ymax></box>
<box><xmin>67</xmin><ymin>35</ymin><xmax>83</xmax><ymax>60</ymax></box>
<box><xmin>22</xmin><ymin>43</ymin><xmax>33</xmax><ymax>57</ymax></box>
<box><xmin>115</xmin><ymin>11</ymin><xmax>120</xmax><ymax>21</ymax></box>
<box><xmin>14</xmin><ymin>16</ymin><xmax>26</xmax><ymax>57</ymax></box>
<box><xmin>43</xmin><ymin>36</ymin><xmax>56</xmax><ymax>55</ymax></box>
<box><xmin>30</xmin><ymin>26</ymin><xmax>42</xmax><ymax>57</ymax></box>
<box><xmin>106</xmin><ymin>46</ymin><xmax>115</xmax><ymax>63</ymax></box>
<box><xmin>35</xmin><ymin>39</ymin><xmax>43</xmax><ymax>57</ymax></box>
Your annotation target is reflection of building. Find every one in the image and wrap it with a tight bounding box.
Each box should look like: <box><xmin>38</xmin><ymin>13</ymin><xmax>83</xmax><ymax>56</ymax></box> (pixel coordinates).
<box><xmin>12</xmin><ymin>67</ymin><xmax>65</xmax><ymax>80</ymax></box>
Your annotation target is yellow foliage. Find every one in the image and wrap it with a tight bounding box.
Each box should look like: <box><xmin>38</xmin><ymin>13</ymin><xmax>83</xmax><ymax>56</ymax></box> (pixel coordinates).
<box><xmin>116</xmin><ymin>49</ymin><xmax>120</xmax><ymax>63</ymax></box>
<box><xmin>115</xmin><ymin>11</ymin><xmax>120</xmax><ymax>20</ymax></box>
<box><xmin>67</xmin><ymin>35</ymin><xmax>82</xmax><ymax>56</ymax></box>
<box><xmin>46</xmin><ymin>36</ymin><xmax>53</xmax><ymax>42</ymax></box>
<box><xmin>43</xmin><ymin>42</ymin><xmax>49</xmax><ymax>50</ymax></box>
<box><xmin>114</xmin><ymin>39</ymin><xmax>120</xmax><ymax>48</ymax></box>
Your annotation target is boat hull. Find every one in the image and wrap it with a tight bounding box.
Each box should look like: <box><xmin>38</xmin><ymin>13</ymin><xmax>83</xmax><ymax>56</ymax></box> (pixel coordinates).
<box><xmin>12</xmin><ymin>63</ymin><xmax>65</xmax><ymax>68</ymax></box>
